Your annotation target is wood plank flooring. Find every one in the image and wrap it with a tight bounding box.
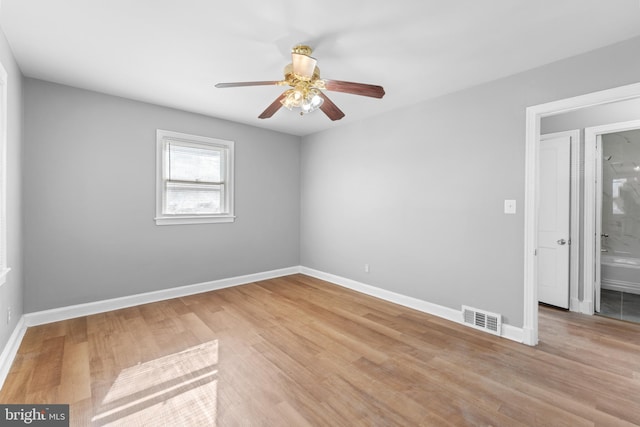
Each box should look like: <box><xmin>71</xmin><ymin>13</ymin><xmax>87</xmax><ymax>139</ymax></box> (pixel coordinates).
<box><xmin>2</xmin><ymin>274</ymin><xmax>640</xmax><ymax>426</ymax></box>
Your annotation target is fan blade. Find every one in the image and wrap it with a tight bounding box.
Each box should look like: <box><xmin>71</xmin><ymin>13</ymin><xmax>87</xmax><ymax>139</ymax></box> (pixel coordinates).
<box><xmin>323</xmin><ymin>79</ymin><xmax>385</xmax><ymax>98</ymax></box>
<box><xmin>215</xmin><ymin>81</ymin><xmax>283</xmax><ymax>88</ymax></box>
<box><xmin>318</xmin><ymin>92</ymin><xmax>345</xmax><ymax>121</ymax></box>
<box><xmin>258</xmin><ymin>93</ymin><xmax>287</xmax><ymax>119</ymax></box>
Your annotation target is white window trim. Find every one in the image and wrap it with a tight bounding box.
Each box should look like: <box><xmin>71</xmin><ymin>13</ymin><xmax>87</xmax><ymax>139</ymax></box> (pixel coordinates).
<box><xmin>0</xmin><ymin>61</ymin><xmax>9</xmax><ymax>286</ymax></box>
<box><xmin>155</xmin><ymin>129</ymin><xmax>235</xmax><ymax>225</ymax></box>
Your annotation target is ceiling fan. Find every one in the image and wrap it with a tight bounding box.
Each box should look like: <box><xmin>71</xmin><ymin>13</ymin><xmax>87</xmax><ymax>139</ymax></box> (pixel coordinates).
<box><xmin>215</xmin><ymin>45</ymin><xmax>385</xmax><ymax>121</ymax></box>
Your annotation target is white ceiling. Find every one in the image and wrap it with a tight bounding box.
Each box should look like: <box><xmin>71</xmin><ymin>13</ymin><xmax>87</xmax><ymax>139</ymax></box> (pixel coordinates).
<box><xmin>2</xmin><ymin>1</ymin><xmax>640</xmax><ymax>136</ymax></box>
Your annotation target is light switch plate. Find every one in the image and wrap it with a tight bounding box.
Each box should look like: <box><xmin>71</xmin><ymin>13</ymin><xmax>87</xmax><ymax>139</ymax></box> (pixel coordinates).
<box><xmin>504</xmin><ymin>199</ymin><xmax>516</xmax><ymax>214</ymax></box>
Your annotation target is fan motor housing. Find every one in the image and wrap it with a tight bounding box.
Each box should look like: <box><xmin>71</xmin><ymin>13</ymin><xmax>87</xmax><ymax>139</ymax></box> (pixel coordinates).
<box><xmin>284</xmin><ymin>63</ymin><xmax>321</xmax><ymax>84</ymax></box>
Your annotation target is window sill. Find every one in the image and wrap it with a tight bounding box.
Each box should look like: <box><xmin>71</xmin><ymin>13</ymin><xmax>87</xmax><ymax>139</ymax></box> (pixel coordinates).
<box><xmin>155</xmin><ymin>215</ymin><xmax>236</xmax><ymax>226</ymax></box>
<box><xmin>0</xmin><ymin>267</ymin><xmax>11</xmax><ymax>287</ymax></box>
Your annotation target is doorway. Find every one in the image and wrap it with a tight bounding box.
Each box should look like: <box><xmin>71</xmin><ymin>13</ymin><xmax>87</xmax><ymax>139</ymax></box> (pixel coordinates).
<box><xmin>584</xmin><ymin>122</ymin><xmax>640</xmax><ymax>322</ymax></box>
<box><xmin>523</xmin><ymin>82</ymin><xmax>640</xmax><ymax>346</ymax></box>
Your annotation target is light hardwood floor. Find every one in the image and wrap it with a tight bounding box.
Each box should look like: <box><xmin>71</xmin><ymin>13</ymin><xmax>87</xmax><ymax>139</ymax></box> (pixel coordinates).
<box><xmin>1</xmin><ymin>274</ymin><xmax>640</xmax><ymax>426</ymax></box>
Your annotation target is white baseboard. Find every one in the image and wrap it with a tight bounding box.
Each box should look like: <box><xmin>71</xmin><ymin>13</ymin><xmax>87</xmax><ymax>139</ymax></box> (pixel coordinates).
<box><xmin>521</xmin><ymin>327</ymin><xmax>537</xmax><ymax>346</ymax></box>
<box><xmin>300</xmin><ymin>267</ymin><xmax>525</xmax><ymax>344</ymax></box>
<box><xmin>0</xmin><ymin>316</ymin><xmax>27</xmax><ymax>389</ymax></box>
<box><xmin>3</xmin><ymin>264</ymin><xmax>527</xmax><ymax>391</ymax></box>
<box><xmin>502</xmin><ymin>323</ymin><xmax>525</xmax><ymax>343</ymax></box>
<box><xmin>569</xmin><ymin>297</ymin><xmax>582</xmax><ymax>312</ymax></box>
<box><xmin>580</xmin><ymin>298</ymin><xmax>594</xmax><ymax>315</ymax></box>
<box><xmin>24</xmin><ymin>266</ymin><xmax>301</xmax><ymax>327</ymax></box>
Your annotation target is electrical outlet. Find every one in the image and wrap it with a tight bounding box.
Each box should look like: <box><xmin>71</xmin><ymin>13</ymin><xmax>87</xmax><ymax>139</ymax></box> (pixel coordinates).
<box><xmin>364</xmin><ymin>263</ymin><xmax>370</xmax><ymax>273</ymax></box>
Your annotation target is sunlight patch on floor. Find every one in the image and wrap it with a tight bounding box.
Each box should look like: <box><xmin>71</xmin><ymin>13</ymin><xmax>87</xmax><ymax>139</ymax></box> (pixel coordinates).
<box><xmin>92</xmin><ymin>340</ymin><xmax>219</xmax><ymax>426</ymax></box>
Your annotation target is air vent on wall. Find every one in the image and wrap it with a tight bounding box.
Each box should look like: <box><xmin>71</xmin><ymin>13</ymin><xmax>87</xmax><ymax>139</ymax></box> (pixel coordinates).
<box><xmin>462</xmin><ymin>305</ymin><xmax>502</xmax><ymax>336</ymax></box>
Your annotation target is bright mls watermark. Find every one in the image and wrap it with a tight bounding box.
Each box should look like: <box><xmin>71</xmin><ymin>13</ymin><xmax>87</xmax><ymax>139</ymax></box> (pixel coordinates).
<box><xmin>0</xmin><ymin>405</ymin><xmax>69</xmax><ymax>426</ymax></box>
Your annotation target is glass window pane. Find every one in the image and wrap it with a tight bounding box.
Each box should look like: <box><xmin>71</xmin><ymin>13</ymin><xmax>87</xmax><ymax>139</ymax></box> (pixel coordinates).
<box><xmin>165</xmin><ymin>182</ymin><xmax>223</xmax><ymax>214</ymax></box>
<box><xmin>168</xmin><ymin>143</ymin><xmax>221</xmax><ymax>182</ymax></box>
<box><xmin>612</xmin><ymin>178</ymin><xmax>626</xmax><ymax>214</ymax></box>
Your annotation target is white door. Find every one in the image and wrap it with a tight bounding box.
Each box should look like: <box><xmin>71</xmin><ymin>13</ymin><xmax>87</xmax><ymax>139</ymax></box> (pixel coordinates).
<box><xmin>538</xmin><ymin>134</ymin><xmax>571</xmax><ymax>308</ymax></box>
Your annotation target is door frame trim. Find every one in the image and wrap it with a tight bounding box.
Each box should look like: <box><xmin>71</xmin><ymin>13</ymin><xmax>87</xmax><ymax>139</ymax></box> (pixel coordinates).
<box><xmin>540</xmin><ymin>130</ymin><xmax>581</xmax><ymax>311</ymax></box>
<box><xmin>523</xmin><ymin>82</ymin><xmax>640</xmax><ymax>346</ymax></box>
<box><xmin>583</xmin><ymin>119</ymin><xmax>640</xmax><ymax>315</ymax></box>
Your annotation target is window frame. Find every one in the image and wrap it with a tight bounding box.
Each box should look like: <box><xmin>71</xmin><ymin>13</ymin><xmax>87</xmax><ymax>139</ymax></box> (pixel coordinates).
<box><xmin>155</xmin><ymin>129</ymin><xmax>235</xmax><ymax>225</ymax></box>
<box><xmin>0</xmin><ymin>61</ymin><xmax>9</xmax><ymax>286</ymax></box>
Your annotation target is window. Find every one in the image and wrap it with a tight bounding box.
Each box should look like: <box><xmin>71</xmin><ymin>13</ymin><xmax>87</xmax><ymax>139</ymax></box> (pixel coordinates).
<box><xmin>155</xmin><ymin>130</ymin><xmax>234</xmax><ymax>225</ymax></box>
<box><xmin>0</xmin><ymin>61</ymin><xmax>9</xmax><ymax>286</ymax></box>
<box><xmin>612</xmin><ymin>178</ymin><xmax>626</xmax><ymax>215</ymax></box>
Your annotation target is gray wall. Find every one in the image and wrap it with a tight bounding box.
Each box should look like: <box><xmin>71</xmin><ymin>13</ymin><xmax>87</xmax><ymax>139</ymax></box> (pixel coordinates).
<box><xmin>24</xmin><ymin>79</ymin><xmax>300</xmax><ymax>312</ymax></box>
<box><xmin>300</xmin><ymin>36</ymin><xmax>640</xmax><ymax>327</ymax></box>
<box><xmin>0</xmin><ymin>28</ymin><xmax>23</xmax><ymax>352</ymax></box>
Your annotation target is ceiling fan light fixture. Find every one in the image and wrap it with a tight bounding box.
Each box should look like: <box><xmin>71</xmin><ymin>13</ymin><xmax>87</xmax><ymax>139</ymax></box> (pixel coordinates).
<box><xmin>216</xmin><ymin>44</ymin><xmax>384</xmax><ymax>121</ymax></box>
<box><xmin>281</xmin><ymin>84</ymin><xmax>324</xmax><ymax>115</ymax></box>
<box><xmin>301</xmin><ymin>90</ymin><xmax>324</xmax><ymax>114</ymax></box>
<box><xmin>291</xmin><ymin>53</ymin><xmax>317</xmax><ymax>79</ymax></box>
<box><xmin>281</xmin><ymin>88</ymin><xmax>303</xmax><ymax>110</ymax></box>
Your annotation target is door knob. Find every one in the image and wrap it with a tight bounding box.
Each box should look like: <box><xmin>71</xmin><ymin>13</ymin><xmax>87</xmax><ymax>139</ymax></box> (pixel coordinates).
<box><xmin>557</xmin><ymin>239</ymin><xmax>567</xmax><ymax>245</ymax></box>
